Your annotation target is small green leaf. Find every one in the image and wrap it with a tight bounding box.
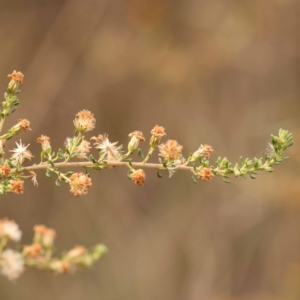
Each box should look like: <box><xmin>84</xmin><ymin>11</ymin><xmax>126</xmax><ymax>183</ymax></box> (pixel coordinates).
<box><xmin>157</xmin><ymin>170</ymin><xmax>162</xmax><ymax>178</ymax></box>
<box><xmin>222</xmin><ymin>177</ymin><xmax>231</xmax><ymax>183</ymax></box>
<box><xmin>137</xmin><ymin>148</ymin><xmax>144</xmax><ymax>159</ymax></box>
<box><xmin>250</xmin><ymin>174</ymin><xmax>256</xmax><ymax>179</ymax></box>
<box><xmin>127</xmin><ymin>159</ymin><xmax>133</xmax><ymax>167</ymax></box>
<box><xmin>89</xmin><ymin>155</ymin><xmax>97</xmax><ymax>163</ymax></box>
<box><xmin>46</xmin><ymin>169</ymin><xmax>51</xmax><ymax>178</ymax></box>
<box><xmin>55</xmin><ymin>179</ymin><xmax>60</xmax><ymax>187</ymax></box>
<box><xmin>191</xmin><ymin>175</ymin><xmax>198</xmax><ymax>184</ymax></box>
<box><xmin>127</xmin><ymin>170</ymin><xmax>132</xmax><ymax>180</ymax></box>
<box><xmin>65</xmin><ymin>172</ymin><xmax>74</xmax><ymax>177</ymax></box>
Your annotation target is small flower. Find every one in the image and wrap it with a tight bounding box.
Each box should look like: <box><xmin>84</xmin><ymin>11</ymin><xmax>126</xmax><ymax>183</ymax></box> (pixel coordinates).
<box><xmin>91</xmin><ymin>134</ymin><xmax>123</xmax><ymax>161</ymax></box>
<box><xmin>33</xmin><ymin>225</ymin><xmax>56</xmax><ymax>247</ymax></box>
<box><xmin>17</xmin><ymin>119</ymin><xmax>31</xmax><ymax>132</ymax></box>
<box><xmin>9</xmin><ymin>140</ymin><xmax>34</xmax><ymax>165</ymax></box>
<box><xmin>74</xmin><ymin>110</ymin><xmax>96</xmax><ymax>133</ymax></box>
<box><xmin>42</xmin><ymin>228</ymin><xmax>56</xmax><ymax>247</ymax></box>
<box><xmin>159</xmin><ymin>140</ymin><xmax>183</xmax><ymax>161</ymax></box>
<box><xmin>66</xmin><ymin>246</ymin><xmax>86</xmax><ymax>260</ymax></box>
<box><xmin>50</xmin><ymin>260</ymin><xmax>70</xmax><ymax>274</ymax></box>
<box><xmin>75</xmin><ymin>138</ymin><xmax>91</xmax><ymax>160</ymax></box>
<box><xmin>191</xmin><ymin>144</ymin><xmax>214</xmax><ymax>162</ymax></box>
<box><xmin>9</xmin><ymin>180</ymin><xmax>24</xmax><ymax>195</ymax></box>
<box><xmin>29</xmin><ymin>171</ymin><xmax>38</xmax><ymax>187</ymax></box>
<box><xmin>7</xmin><ymin>71</ymin><xmax>24</xmax><ymax>84</ymax></box>
<box><xmin>198</xmin><ymin>167</ymin><xmax>214</xmax><ymax>182</ymax></box>
<box><xmin>37</xmin><ymin>135</ymin><xmax>51</xmax><ymax>152</ymax></box>
<box><xmin>150</xmin><ymin>125</ymin><xmax>166</xmax><ymax>148</ymax></box>
<box><xmin>0</xmin><ymin>219</ymin><xmax>22</xmax><ymax>242</ymax></box>
<box><xmin>0</xmin><ymin>249</ymin><xmax>24</xmax><ymax>281</ymax></box>
<box><xmin>0</xmin><ymin>164</ymin><xmax>11</xmax><ymax>177</ymax></box>
<box><xmin>23</xmin><ymin>243</ymin><xmax>42</xmax><ymax>258</ymax></box>
<box><xmin>130</xmin><ymin>169</ymin><xmax>146</xmax><ymax>186</ymax></box>
<box><xmin>69</xmin><ymin>173</ymin><xmax>92</xmax><ymax>196</ymax></box>
<box><xmin>128</xmin><ymin>131</ymin><xmax>145</xmax><ymax>152</ymax></box>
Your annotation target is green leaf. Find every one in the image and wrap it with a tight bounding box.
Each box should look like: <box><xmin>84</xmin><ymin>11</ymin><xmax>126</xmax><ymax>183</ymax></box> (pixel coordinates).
<box><xmin>55</xmin><ymin>179</ymin><xmax>60</xmax><ymax>187</ymax></box>
<box><xmin>222</xmin><ymin>177</ymin><xmax>231</xmax><ymax>183</ymax></box>
<box><xmin>250</xmin><ymin>174</ymin><xmax>256</xmax><ymax>179</ymax></box>
<box><xmin>157</xmin><ymin>170</ymin><xmax>162</xmax><ymax>178</ymax></box>
<box><xmin>137</xmin><ymin>148</ymin><xmax>144</xmax><ymax>159</ymax></box>
<box><xmin>191</xmin><ymin>175</ymin><xmax>198</xmax><ymax>184</ymax></box>
<box><xmin>65</xmin><ymin>172</ymin><xmax>74</xmax><ymax>177</ymax></box>
<box><xmin>127</xmin><ymin>170</ymin><xmax>132</xmax><ymax>180</ymax></box>
<box><xmin>46</xmin><ymin>169</ymin><xmax>51</xmax><ymax>178</ymax></box>
<box><xmin>127</xmin><ymin>159</ymin><xmax>133</xmax><ymax>167</ymax></box>
<box><xmin>88</xmin><ymin>155</ymin><xmax>97</xmax><ymax>163</ymax></box>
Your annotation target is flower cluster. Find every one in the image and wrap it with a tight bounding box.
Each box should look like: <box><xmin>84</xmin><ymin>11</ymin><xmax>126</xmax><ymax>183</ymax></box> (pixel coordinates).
<box><xmin>0</xmin><ymin>218</ymin><xmax>107</xmax><ymax>281</ymax></box>
<box><xmin>0</xmin><ymin>70</ymin><xmax>294</xmax><ymax>281</ymax></box>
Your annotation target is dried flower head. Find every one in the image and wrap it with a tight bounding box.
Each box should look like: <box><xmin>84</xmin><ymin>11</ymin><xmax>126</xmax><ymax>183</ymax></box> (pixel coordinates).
<box><xmin>75</xmin><ymin>138</ymin><xmax>91</xmax><ymax>160</ymax></box>
<box><xmin>128</xmin><ymin>131</ymin><xmax>145</xmax><ymax>152</ymax></box>
<box><xmin>191</xmin><ymin>144</ymin><xmax>214</xmax><ymax>162</ymax></box>
<box><xmin>33</xmin><ymin>225</ymin><xmax>56</xmax><ymax>247</ymax></box>
<box><xmin>0</xmin><ymin>219</ymin><xmax>22</xmax><ymax>242</ymax></box>
<box><xmin>66</xmin><ymin>246</ymin><xmax>86</xmax><ymax>259</ymax></box>
<box><xmin>0</xmin><ymin>164</ymin><xmax>10</xmax><ymax>177</ymax></box>
<box><xmin>18</xmin><ymin>119</ymin><xmax>31</xmax><ymax>132</ymax></box>
<box><xmin>9</xmin><ymin>140</ymin><xmax>33</xmax><ymax>165</ymax></box>
<box><xmin>7</xmin><ymin>71</ymin><xmax>24</xmax><ymax>84</ymax></box>
<box><xmin>199</xmin><ymin>167</ymin><xmax>214</xmax><ymax>182</ymax></box>
<box><xmin>130</xmin><ymin>169</ymin><xmax>146</xmax><ymax>186</ymax></box>
<box><xmin>159</xmin><ymin>140</ymin><xmax>183</xmax><ymax>161</ymax></box>
<box><xmin>50</xmin><ymin>260</ymin><xmax>70</xmax><ymax>274</ymax></box>
<box><xmin>69</xmin><ymin>173</ymin><xmax>92</xmax><ymax>196</ymax></box>
<box><xmin>23</xmin><ymin>243</ymin><xmax>42</xmax><ymax>258</ymax></box>
<box><xmin>128</xmin><ymin>131</ymin><xmax>145</xmax><ymax>141</ymax></box>
<box><xmin>37</xmin><ymin>135</ymin><xmax>51</xmax><ymax>152</ymax></box>
<box><xmin>9</xmin><ymin>180</ymin><xmax>24</xmax><ymax>195</ymax></box>
<box><xmin>150</xmin><ymin>125</ymin><xmax>166</xmax><ymax>148</ymax></box>
<box><xmin>91</xmin><ymin>134</ymin><xmax>123</xmax><ymax>161</ymax></box>
<box><xmin>74</xmin><ymin>110</ymin><xmax>96</xmax><ymax>133</ymax></box>
<box><xmin>0</xmin><ymin>250</ymin><xmax>24</xmax><ymax>281</ymax></box>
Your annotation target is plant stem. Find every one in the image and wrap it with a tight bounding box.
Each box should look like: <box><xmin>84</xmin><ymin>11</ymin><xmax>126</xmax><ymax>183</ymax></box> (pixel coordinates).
<box><xmin>17</xmin><ymin>161</ymin><xmax>195</xmax><ymax>173</ymax></box>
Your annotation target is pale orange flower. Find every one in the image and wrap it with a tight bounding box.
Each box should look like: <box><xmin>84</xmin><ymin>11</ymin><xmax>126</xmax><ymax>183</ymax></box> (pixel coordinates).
<box><xmin>7</xmin><ymin>71</ymin><xmax>24</xmax><ymax>84</ymax></box>
<box><xmin>159</xmin><ymin>140</ymin><xmax>183</xmax><ymax>161</ymax></box>
<box><xmin>23</xmin><ymin>243</ymin><xmax>42</xmax><ymax>258</ymax></box>
<box><xmin>199</xmin><ymin>167</ymin><xmax>214</xmax><ymax>182</ymax></box>
<box><xmin>18</xmin><ymin>119</ymin><xmax>31</xmax><ymax>132</ymax></box>
<box><xmin>0</xmin><ymin>164</ymin><xmax>10</xmax><ymax>177</ymax></box>
<box><xmin>37</xmin><ymin>135</ymin><xmax>51</xmax><ymax>152</ymax></box>
<box><xmin>9</xmin><ymin>180</ymin><xmax>24</xmax><ymax>195</ymax></box>
<box><xmin>74</xmin><ymin>110</ymin><xmax>96</xmax><ymax>132</ymax></box>
<box><xmin>69</xmin><ymin>173</ymin><xmax>92</xmax><ymax>196</ymax></box>
<box><xmin>131</xmin><ymin>169</ymin><xmax>146</xmax><ymax>186</ymax></box>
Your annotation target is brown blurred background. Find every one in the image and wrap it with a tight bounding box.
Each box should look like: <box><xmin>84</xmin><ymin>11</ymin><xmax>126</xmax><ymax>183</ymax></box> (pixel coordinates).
<box><xmin>0</xmin><ymin>0</ymin><xmax>300</xmax><ymax>299</ymax></box>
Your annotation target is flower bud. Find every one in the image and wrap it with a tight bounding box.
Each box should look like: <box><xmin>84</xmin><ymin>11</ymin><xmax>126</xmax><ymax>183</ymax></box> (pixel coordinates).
<box><xmin>128</xmin><ymin>131</ymin><xmax>145</xmax><ymax>152</ymax></box>
<box><xmin>7</xmin><ymin>71</ymin><xmax>24</xmax><ymax>94</ymax></box>
<box><xmin>37</xmin><ymin>135</ymin><xmax>51</xmax><ymax>153</ymax></box>
<box><xmin>149</xmin><ymin>125</ymin><xmax>166</xmax><ymax>148</ymax></box>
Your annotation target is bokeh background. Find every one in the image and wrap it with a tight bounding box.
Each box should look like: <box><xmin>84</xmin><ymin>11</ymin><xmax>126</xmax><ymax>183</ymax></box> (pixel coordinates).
<box><xmin>0</xmin><ymin>0</ymin><xmax>299</xmax><ymax>299</ymax></box>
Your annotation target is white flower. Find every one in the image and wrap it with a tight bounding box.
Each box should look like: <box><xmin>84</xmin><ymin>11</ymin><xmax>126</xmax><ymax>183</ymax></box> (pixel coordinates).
<box><xmin>0</xmin><ymin>219</ymin><xmax>22</xmax><ymax>242</ymax></box>
<box><xmin>0</xmin><ymin>249</ymin><xmax>24</xmax><ymax>281</ymax></box>
<box><xmin>9</xmin><ymin>140</ymin><xmax>33</xmax><ymax>165</ymax></box>
<box><xmin>91</xmin><ymin>134</ymin><xmax>123</xmax><ymax>161</ymax></box>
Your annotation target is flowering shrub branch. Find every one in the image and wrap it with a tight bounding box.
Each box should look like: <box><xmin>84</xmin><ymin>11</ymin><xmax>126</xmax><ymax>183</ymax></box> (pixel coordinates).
<box><xmin>0</xmin><ymin>71</ymin><xmax>294</xmax><ymax>280</ymax></box>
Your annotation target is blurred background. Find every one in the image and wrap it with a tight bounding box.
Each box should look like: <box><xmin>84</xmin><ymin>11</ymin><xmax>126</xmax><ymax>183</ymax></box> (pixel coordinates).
<box><xmin>0</xmin><ymin>0</ymin><xmax>299</xmax><ymax>299</ymax></box>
